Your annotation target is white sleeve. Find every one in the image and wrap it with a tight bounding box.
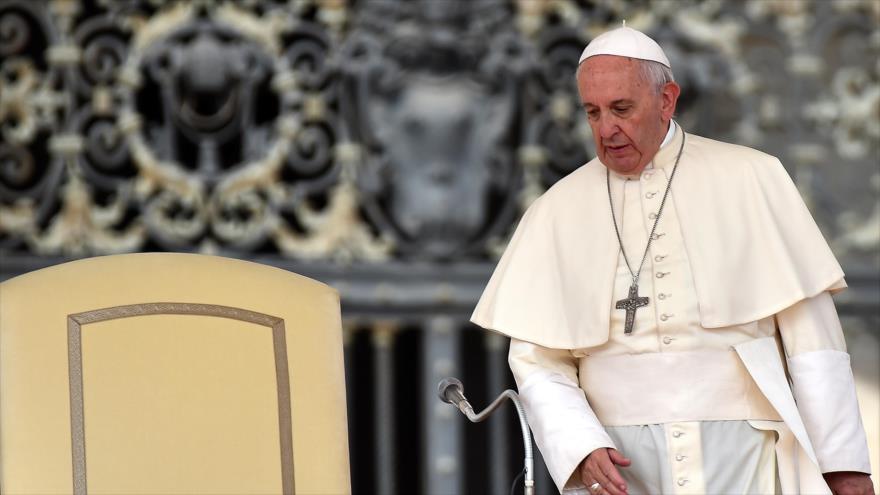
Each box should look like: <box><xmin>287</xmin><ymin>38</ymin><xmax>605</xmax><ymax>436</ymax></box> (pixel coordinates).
<box><xmin>509</xmin><ymin>339</ymin><xmax>616</xmax><ymax>493</ymax></box>
<box><xmin>777</xmin><ymin>291</ymin><xmax>871</xmax><ymax>474</ymax></box>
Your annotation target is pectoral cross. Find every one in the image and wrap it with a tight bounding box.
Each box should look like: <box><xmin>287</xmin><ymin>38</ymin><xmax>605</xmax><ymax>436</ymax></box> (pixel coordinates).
<box><xmin>615</xmin><ymin>284</ymin><xmax>649</xmax><ymax>335</ymax></box>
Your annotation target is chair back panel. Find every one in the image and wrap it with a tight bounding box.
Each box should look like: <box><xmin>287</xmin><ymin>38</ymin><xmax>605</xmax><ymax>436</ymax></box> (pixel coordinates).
<box><xmin>0</xmin><ymin>254</ymin><xmax>350</xmax><ymax>495</ymax></box>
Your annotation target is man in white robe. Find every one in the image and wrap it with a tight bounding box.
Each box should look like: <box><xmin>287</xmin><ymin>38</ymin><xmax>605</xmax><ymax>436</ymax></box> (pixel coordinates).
<box><xmin>471</xmin><ymin>26</ymin><xmax>873</xmax><ymax>495</ymax></box>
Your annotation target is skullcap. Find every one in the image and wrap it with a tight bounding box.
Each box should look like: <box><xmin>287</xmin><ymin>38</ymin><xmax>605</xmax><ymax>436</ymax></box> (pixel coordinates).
<box><xmin>579</xmin><ymin>25</ymin><xmax>671</xmax><ymax>68</ymax></box>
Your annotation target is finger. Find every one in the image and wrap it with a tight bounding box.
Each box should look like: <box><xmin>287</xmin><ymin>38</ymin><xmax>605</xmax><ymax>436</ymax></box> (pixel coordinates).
<box><xmin>608</xmin><ymin>448</ymin><xmax>632</xmax><ymax>467</ymax></box>
<box><xmin>580</xmin><ymin>449</ymin><xmax>611</xmax><ymax>485</ymax></box>
<box><xmin>583</xmin><ymin>449</ymin><xmax>627</xmax><ymax>495</ymax></box>
<box><xmin>584</xmin><ymin>458</ymin><xmax>614</xmax><ymax>495</ymax></box>
<box><xmin>597</xmin><ymin>457</ymin><xmax>628</xmax><ymax>495</ymax></box>
<box><xmin>592</xmin><ymin>475</ymin><xmax>624</xmax><ymax>495</ymax></box>
<box><xmin>591</xmin><ymin>461</ymin><xmax>626</xmax><ymax>495</ymax></box>
<box><xmin>583</xmin><ymin>479</ymin><xmax>601</xmax><ymax>495</ymax></box>
<box><xmin>596</xmin><ymin>483</ymin><xmax>616</xmax><ymax>495</ymax></box>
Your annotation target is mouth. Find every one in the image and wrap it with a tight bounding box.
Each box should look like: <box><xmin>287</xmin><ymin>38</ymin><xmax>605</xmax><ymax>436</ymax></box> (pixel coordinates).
<box><xmin>605</xmin><ymin>143</ymin><xmax>631</xmax><ymax>155</ymax></box>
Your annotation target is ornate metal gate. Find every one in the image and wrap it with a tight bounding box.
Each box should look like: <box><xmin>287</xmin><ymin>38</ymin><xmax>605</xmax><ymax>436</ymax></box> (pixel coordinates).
<box><xmin>1</xmin><ymin>1</ymin><xmax>877</xmax><ymax>493</ymax></box>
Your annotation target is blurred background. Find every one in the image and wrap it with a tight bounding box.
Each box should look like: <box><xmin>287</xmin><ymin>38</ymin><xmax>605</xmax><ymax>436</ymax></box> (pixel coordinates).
<box><xmin>0</xmin><ymin>0</ymin><xmax>877</xmax><ymax>493</ymax></box>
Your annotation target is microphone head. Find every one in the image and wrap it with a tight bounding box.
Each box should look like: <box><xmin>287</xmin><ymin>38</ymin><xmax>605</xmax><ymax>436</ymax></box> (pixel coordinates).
<box><xmin>437</xmin><ymin>377</ymin><xmax>464</xmax><ymax>404</ymax></box>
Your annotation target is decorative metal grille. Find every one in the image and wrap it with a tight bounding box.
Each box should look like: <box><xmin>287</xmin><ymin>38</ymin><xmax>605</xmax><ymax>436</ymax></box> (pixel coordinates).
<box><xmin>1</xmin><ymin>1</ymin><xmax>878</xmax><ymax>494</ymax></box>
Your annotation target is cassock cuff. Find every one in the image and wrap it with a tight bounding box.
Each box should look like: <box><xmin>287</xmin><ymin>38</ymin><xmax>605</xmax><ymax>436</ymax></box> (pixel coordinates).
<box><xmin>518</xmin><ymin>370</ymin><xmax>616</xmax><ymax>493</ymax></box>
<box><xmin>788</xmin><ymin>349</ymin><xmax>872</xmax><ymax>474</ymax></box>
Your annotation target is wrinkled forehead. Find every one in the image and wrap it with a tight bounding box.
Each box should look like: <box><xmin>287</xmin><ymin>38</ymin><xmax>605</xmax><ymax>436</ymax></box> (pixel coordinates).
<box><xmin>578</xmin><ymin>55</ymin><xmax>642</xmax><ymax>80</ymax></box>
<box><xmin>577</xmin><ymin>56</ymin><xmax>649</xmax><ymax>99</ymax></box>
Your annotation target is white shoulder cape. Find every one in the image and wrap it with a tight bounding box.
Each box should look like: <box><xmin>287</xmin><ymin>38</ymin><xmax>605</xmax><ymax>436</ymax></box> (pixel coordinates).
<box><xmin>471</xmin><ymin>127</ymin><xmax>845</xmax><ymax>349</ymax></box>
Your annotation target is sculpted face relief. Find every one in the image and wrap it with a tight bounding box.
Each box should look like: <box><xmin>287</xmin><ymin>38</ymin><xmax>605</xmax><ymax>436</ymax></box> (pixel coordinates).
<box><xmin>577</xmin><ymin>55</ymin><xmax>679</xmax><ymax>175</ymax></box>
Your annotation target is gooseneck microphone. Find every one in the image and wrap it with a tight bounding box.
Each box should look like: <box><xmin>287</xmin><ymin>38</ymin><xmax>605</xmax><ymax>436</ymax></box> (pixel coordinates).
<box><xmin>437</xmin><ymin>377</ymin><xmax>535</xmax><ymax>495</ymax></box>
<box><xmin>437</xmin><ymin>377</ymin><xmax>474</xmax><ymax>415</ymax></box>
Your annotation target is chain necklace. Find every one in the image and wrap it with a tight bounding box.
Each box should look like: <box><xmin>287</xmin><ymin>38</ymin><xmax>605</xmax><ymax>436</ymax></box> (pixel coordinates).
<box><xmin>606</xmin><ymin>132</ymin><xmax>686</xmax><ymax>334</ymax></box>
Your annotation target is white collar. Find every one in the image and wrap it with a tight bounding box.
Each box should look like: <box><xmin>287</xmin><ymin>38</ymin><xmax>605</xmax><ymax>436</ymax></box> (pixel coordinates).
<box><xmin>645</xmin><ymin>120</ymin><xmax>677</xmax><ymax>171</ymax></box>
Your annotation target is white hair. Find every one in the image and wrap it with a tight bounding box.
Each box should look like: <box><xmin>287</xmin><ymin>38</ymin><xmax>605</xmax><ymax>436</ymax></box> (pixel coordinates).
<box><xmin>638</xmin><ymin>59</ymin><xmax>675</xmax><ymax>93</ymax></box>
<box><xmin>576</xmin><ymin>57</ymin><xmax>675</xmax><ymax>93</ymax></box>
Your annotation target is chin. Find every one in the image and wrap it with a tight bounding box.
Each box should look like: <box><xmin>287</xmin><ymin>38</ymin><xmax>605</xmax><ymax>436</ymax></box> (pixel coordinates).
<box><xmin>603</xmin><ymin>156</ymin><xmax>639</xmax><ymax>174</ymax></box>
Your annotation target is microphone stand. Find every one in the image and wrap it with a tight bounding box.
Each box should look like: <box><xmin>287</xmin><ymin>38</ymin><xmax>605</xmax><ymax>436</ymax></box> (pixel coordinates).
<box><xmin>438</xmin><ymin>380</ymin><xmax>535</xmax><ymax>495</ymax></box>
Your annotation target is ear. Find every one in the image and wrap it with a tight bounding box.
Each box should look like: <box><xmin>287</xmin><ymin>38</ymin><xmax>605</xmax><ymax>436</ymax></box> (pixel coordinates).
<box><xmin>362</xmin><ymin>66</ymin><xmax>404</xmax><ymax>145</ymax></box>
<box><xmin>366</xmin><ymin>87</ymin><xmax>395</xmax><ymax>145</ymax></box>
<box><xmin>660</xmin><ymin>81</ymin><xmax>681</xmax><ymax>121</ymax></box>
<box><xmin>484</xmin><ymin>92</ymin><xmax>513</xmax><ymax>141</ymax></box>
<box><xmin>367</xmin><ymin>96</ymin><xmax>389</xmax><ymax>140</ymax></box>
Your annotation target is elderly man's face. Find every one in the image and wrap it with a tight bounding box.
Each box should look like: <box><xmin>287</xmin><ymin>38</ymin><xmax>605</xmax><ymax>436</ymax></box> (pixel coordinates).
<box><xmin>577</xmin><ymin>55</ymin><xmax>679</xmax><ymax>175</ymax></box>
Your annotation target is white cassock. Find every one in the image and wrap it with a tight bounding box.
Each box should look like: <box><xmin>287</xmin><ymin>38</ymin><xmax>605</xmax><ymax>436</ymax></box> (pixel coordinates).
<box><xmin>472</xmin><ymin>122</ymin><xmax>871</xmax><ymax>494</ymax></box>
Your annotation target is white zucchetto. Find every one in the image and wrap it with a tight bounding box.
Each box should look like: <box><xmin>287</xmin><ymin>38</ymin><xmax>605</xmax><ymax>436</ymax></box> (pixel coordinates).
<box><xmin>578</xmin><ymin>26</ymin><xmax>671</xmax><ymax>68</ymax></box>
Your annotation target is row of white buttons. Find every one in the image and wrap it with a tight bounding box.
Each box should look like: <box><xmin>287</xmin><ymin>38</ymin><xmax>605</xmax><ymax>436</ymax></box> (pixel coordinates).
<box><xmin>648</xmin><ymin>170</ymin><xmax>685</xmax><ymax>476</ymax></box>
<box><xmin>653</xmin><ymin>254</ymin><xmax>672</xmax><ymax>303</ymax></box>
<box><xmin>670</xmin><ymin>429</ymin><xmax>689</xmax><ymax>488</ymax></box>
<box><xmin>644</xmin><ymin>178</ymin><xmax>677</xmax><ymax>347</ymax></box>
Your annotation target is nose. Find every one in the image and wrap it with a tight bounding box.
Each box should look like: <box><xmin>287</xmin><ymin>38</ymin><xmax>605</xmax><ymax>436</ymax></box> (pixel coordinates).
<box><xmin>596</xmin><ymin>115</ymin><xmax>619</xmax><ymax>140</ymax></box>
<box><xmin>428</xmin><ymin>161</ymin><xmax>454</xmax><ymax>184</ymax></box>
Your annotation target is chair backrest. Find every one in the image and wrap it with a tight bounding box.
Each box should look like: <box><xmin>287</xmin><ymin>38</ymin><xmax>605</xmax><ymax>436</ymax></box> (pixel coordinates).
<box><xmin>0</xmin><ymin>253</ymin><xmax>350</xmax><ymax>494</ymax></box>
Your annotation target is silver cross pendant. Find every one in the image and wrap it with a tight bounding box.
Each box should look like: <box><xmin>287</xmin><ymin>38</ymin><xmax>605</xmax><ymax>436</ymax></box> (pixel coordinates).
<box><xmin>615</xmin><ymin>284</ymin><xmax>650</xmax><ymax>334</ymax></box>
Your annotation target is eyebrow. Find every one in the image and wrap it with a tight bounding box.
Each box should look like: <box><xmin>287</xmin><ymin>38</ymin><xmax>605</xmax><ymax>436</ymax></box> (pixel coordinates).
<box><xmin>582</xmin><ymin>99</ymin><xmax>634</xmax><ymax>109</ymax></box>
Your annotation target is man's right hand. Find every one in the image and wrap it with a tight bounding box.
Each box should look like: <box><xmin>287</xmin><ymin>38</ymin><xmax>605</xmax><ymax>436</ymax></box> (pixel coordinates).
<box><xmin>579</xmin><ymin>448</ymin><xmax>631</xmax><ymax>495</ymax></box>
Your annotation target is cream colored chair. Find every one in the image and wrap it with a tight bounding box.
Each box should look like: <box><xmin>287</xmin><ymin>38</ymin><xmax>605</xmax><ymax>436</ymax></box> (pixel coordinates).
<box><xmin>0</xmin><ymin>253</ymin><xmax>350</xmax><ymax>495</ymax></box>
